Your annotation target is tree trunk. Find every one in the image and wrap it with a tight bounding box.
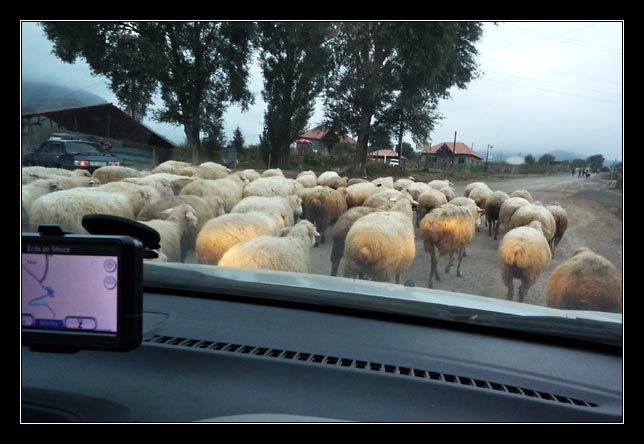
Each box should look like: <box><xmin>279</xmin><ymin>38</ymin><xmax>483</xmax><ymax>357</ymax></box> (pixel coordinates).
<box><xmin>184</xmin><ymin>124</ymin><xmax>201</xmax><ymax>165</ymax></box>
<box><xmin>352</xmin><ymin>111</ymin><xmax>373</xmax><ymax>176</ymax></box>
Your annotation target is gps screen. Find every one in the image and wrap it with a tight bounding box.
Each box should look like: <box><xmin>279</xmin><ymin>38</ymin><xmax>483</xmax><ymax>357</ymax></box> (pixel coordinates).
<box><xmin>22</xmin><ymin>253</ymin><xmax>119</xmax><ymax>333</ymax></box>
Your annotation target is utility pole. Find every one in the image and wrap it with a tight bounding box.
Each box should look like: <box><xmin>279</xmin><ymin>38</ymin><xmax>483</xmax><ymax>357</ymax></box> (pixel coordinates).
<box><xmin>485</xmin><ymin>144</ymin><xmax>493</xmax><ymax>172</ymax></box>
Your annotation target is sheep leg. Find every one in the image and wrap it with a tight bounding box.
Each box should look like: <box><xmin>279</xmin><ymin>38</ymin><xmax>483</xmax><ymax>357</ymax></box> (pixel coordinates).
<box><xmin>518</xmin><ymin>280</ymin><xmax>533</xmax><ymax>303</ymax></box>
<box><xmin>395</xmin><ymin>273</ymin><xmax>401</xmax><ymax>285</ymax></box>
<box><xmin>456</xmin><ymin>248</ymin><xmax>466</xmax><ymax>277</ymax></box>
<box><xmin>493</xmin><ymin>221</ymin><xmax>499</xmax><ymax>241</ymax></box>
<box><xmin>428</xmin><ymin>247</ymin><xmax>439</xmax><ymax>288</ymax></box>
<box><xmin>488</xmin><ymin>217</ymin><xmax>493</xmax><ymax>237</ymax></box>
<box><xmin>330</xmin><ymin>241</ymin><xmax>343</xmax><ymax>277</ymax></box>
<box><xmin>502</xmin><ymin>269</ymin><xmax>514</xmax><ymax>301</ymax></box>
<box><xmin>445</xmin><ymin>252</ymin><xmax>454</xmax><ymax>274</ymax></box>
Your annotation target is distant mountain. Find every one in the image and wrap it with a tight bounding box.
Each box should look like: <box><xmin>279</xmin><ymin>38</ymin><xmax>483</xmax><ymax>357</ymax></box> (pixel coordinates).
<box><xmin>546</xmin><ymin>149</ymin><xmax>586</xmax><ymax>161</ymax></box>
<box><xmin>21</xmin><ymin>80</ymin><xmax>108</xmax><ymax>113</ymax></box>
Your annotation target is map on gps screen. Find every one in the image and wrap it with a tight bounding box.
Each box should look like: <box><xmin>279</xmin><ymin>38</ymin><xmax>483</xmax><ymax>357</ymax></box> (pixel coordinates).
<box><xmin>22</xmin><ymin>254</ymin><xmax>118</xmax><ymax>332</ymax></box>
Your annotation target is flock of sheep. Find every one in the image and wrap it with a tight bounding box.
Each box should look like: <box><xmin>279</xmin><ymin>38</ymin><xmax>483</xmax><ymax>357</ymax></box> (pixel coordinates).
<box><xmin>21</xmin><ymin>160</ymin><xmax>622</xmax><ymax>313</ymax></box>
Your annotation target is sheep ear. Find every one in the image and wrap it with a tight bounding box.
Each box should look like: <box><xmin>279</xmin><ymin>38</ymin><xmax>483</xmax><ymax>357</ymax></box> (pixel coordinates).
<box><xmin>186</xmin><ymin>210</ymin><xmax>198</xmax><ymax>226</ymax></box>
<box><xmin>160</xmin><ymin>208</ymin><xmax>173</xmax><ymax>217</ymax></box>
<box><xmin>478</xmin><ymin>208</ymin><xmax>485</xmax><ymax>214</ymax></box>
<box><xmin>50</xmin><ymin>183</ymin><xmax>62</xmax><ymax>192</ymax></box>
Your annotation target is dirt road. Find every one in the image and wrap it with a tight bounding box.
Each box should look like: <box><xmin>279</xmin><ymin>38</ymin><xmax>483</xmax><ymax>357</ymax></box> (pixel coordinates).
<box><xmin>308</xmin><ymin>173</ymin><xmax>623</xmax><ymax>307</ymax></box>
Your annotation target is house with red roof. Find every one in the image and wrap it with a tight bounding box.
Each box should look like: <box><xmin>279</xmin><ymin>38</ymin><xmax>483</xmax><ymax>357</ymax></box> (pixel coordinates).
<box><xmin>295</xmin><ymin>125</ymin><xmax>356</xmax><ymax>156</ymax></box>
<box><xmin>369</xmin><ymin>149</ymin><xmax>407</xmax><ymax>167</ymax></box>
<box><xmin>420</xmin><ymin>142</ymin><xmax>483</xmax><ymax>168</ymax></box>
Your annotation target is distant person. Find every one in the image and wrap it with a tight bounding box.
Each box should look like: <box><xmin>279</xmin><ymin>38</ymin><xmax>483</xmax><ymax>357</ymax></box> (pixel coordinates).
<box><xmin>99</xmin><ymin>137</ymin><xmax>112</xmax><ymax>152</ymax></box>
<box><xmin>586</xmin><ymin>169</ymin><xmax>591</xmax><ymax>179</ymax></box>
<box><xmin>572</xmin><ymin>168</ymin><xmax>576</xmax><ymax>177</ymax></box>
<box><xmin>578</xmin><ymin>168</ymin><xmax>582</xmax><ymax>178</ymax></box>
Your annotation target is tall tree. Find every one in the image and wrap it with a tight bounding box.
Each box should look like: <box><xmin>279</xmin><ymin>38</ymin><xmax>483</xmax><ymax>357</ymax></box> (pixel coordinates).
<box><xmin>231</xmin><ymin>126</ymin><xmax>245</xmax><ymax>152</ymax></box>
<box><xmin>41</xmin><ymin>22</ymin><xmax>256</xmax><ymax>164</ymax></box>
<box><xmin>538</xmin><ymin>154</ymin><xmax>556</xmax><ymax>165</ymax></box>
<box><xmin>323</xmin><ymin>22</ymin><xmax>482</xmax><ymax>175</ymax></box>
<box><xmin>587</xmin><ymin>154</ymin><xmax>605</xmax><ymax>171</ymax></box>
<box><xmin>524</xmin><ymin>154</ymin><xmax>536</xmax><ymax>164</ymax></box>
<box><xmin>258</xmin><ymin>22</ymin><xmax>332</xmax><ymax>169</ymax></box>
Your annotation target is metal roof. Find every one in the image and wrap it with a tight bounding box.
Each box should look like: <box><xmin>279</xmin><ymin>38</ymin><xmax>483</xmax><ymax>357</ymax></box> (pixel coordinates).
<box><xmin>420</xmin><ymin>142</ymin><xmax>483</xmax><ymax>160</ymax></box>
<box><xmin>21</xmin><ymin>103</ymin><xmax>176</xmax><ymax>149</ymax></box>
<box><xmin>298</xmin><ymin>125</ymin><xmax>357</xmax><ymax>145</ymax></box>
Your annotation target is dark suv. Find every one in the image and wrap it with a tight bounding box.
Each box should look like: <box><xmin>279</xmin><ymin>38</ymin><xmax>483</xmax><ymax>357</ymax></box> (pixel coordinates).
<box><xmin>24</xmin><ymin>139</ymin><xmax>120</xmax><ymax>172</ymax></box>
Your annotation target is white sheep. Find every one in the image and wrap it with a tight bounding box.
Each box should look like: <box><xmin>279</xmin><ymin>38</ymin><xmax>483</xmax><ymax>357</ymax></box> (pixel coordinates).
<box><xmin>295</xmin><ymin>170</ymin><xmax>317</xmax><ymax>188</ymax></box>
<box><xmin>22</xmin><ymin>180</ymin><xmax>65</xmax><ymax>231</ymax></box>
<box><xmin>393</xmin><ymin>177</ymin><xmax>415</xmax><ymax>191</ymax></box>
<box><xmin>180</xmin><ymin>177</ymin><xmax>244</xmax><ymax>213</ymax></box>
<box><xmin>371</xmin><ymin>176</ymin><xmax>394</xmax><ymax>189</ymax></box>
<box><xmin>546</xmin><ymin>247</ymin><xmax>621</xmax><ymax>312</ymax></box>
<box><xmin>179</xmin><ymin>165</ymin><xmax>199</xmax><ymax>177</ymax></box>
<box><xmin>508</xmin><ymin>203</ymin><xmax>557</xmax><ymax>244</ymax></box>
<box><xmin>499</xmin><ymin>220</ymin><xmax>551</xmax><ymax>302</ymax></box>
<box><xmin>194</xmin><ymin>161</ymin><xmax>230</xmax><ymax>180</ymax></box>
<box><xmin>415</xmin><ymin>188</ymin><xmax>448</xmax><ymax>228</ymax></box>
<box><xmin>242</xmin><ymin>176</ymin><xmax>302</xmax><ymax>198</ymax></box>
<box><xmin>152</xmin><ymin>160</ymin><xmax>192</xmax><ymax>175</ymax></box>
<box><xmin>510</xmin><ymin>189</ymin><xmax>534</xmax><ymax>203</ymax></box>
<box><xmin>218</xmin><ymin>220</ymin><xmax>320</xmax><ymax>273</ymax></box>
<box><xmin>468</xmin><ymin>184</ymin><xmax>493</xmax><ymax>212</ymax></box>
<box><xmin>438</xmin><ymin>187</ymin><xmax>455</xmax><ymax>202</ymax></box>
<box><xmin>195</xmin><ymin>211</ymin><xmax>286</xmax><ymax>265</ymax></box>
<box><xmin>404</xmin><ymin>182</ymin><xmax>431</xmax><ymax>201</ymax></box>
<box><xmin>123</xmin><ymin>173</ymin><xmax>193</xmax><ymax>195</ymax></box>
<box><xmin>545</xmin><ymin>204</ymin><xmax>569</xmax><ymax>257</ymax></box>
<box><xmin>98</xmin><ymin>181</ymin><xmax>171</xmax><ymax>210</ymax></box>
<box><xmin>317</xmin><ymin>171</ymin><xmax>348</xmax><ymax>189</ymax></box>
<box><xmin>92</xmin><ymin>165</ymin><xmax>143</xmax><ymax>184</ymax></box>
<box><xmin>344</xmin><ymin>182</ymin><xmax>378</xmax><ymax>208</ymax></box>
<box><xmin>420</xmin><ymin>204</ymin><xmax>476</xmax><ymax>288</ymax></box>
<box><xmin>29</xmin><ymin>188</ymin><xmax>146</xmax><ymax>234</ymax></box>
<box><xmin>342</xmin><ymin>197</ymin><xmax>415</xmax><ymax>284</ymax></box>
<box><xmin>22</xmin><ymin>166</ymin><xmax>91</xmax><ymax>184</ymax></box>
<box><xmin>463</xmin><ymin>181</ymin><xmax>488</xmax><ymax>198</ymax></box>
<box><xmin>484</xmin><ymin>190</ymin><xmax>510</xmax><ymax>240</ymax></box>
<box><xmin>363</xmin><ymin>189</ymin><xmax>415</xmax><ymax>211</ymax></box>
<box><xmin>330</xmin><ymin>206</ymin><xmax>378</xmax><ymax>277</ymax></box>
<box><xmin>450</xmin><ymin>197</ymin><xmax>483</xmax><ymax>231</ymax></box>
<box><xmin>303</xmin><ymin>186</ymin><xmax>348</xmax><ymax>244</ymax></box>
<box><xmin>498</xmin><ymin>197</ymin><xmax>531</xmax><ymax>233</ymax></box>
<box><xmin>234</xmin><ymin>169</ymin><xmax>261</xmax><ymax>182</ymax></box>
<box><xmin>347</xmin><ymin>178</ymin><xmax>369</xmax><ymax>186</ymax></box>
<box><xmin>232</xmin><ymin>195</ymin><xmax>303</xmax><ymax>227</ymax></box>
<box><xmin>140</xmin><ymin>204</ymin><xmax>198</xmax><ymax>263</ymax></box>
<box><xmin>428</xmin><ymin>179</ymin><xmax>453</xmax><ymax>190</ymax></box>
<box><xmin>262</xmin><ymin>168</ymin><xmax>285</xmax><ymax>178</ymax></box>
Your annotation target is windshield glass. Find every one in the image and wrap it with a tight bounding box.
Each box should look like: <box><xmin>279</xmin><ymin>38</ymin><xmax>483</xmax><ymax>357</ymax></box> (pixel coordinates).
<box><xmin>64</xmin><ymin>141</ymin><xmax>102</xmax><ymax>153</ymax></box>
<box><xmin>21</xmin><ymin>21</ymin><xmax>623</xmax><ymax>344</ymax></box>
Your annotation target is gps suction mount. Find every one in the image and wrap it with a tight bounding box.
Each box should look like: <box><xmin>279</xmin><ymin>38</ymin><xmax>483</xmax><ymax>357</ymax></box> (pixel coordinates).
<box><xmin>81</xmin><ymin>214</ymin><xmax>161</xmax><ymax>259</ymax></box>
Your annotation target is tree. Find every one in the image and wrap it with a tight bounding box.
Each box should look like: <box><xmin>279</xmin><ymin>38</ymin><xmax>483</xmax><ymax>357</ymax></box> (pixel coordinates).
<box><xmin>42</xmin><ymin>22</ymin><xmax>257</xmax><ymax>164</ymax></box>
<box><xmin>368</xmin><ymin>124</ymin><xmax>393</xmax><ymax>150</ymax></box>
<box><xmin>323</xmin><ymin>22</ymin><xmax>482</xmax><ymax>175</ymax></box>
<box><xmin>570</xmin><ymin>158</ymin><xmax>586</xmax><ymax>169</ymax></box>
<box><xmin>538</xmin><ymin>154</ymin><xmax>556</xmax><ymax>165</ymax></box>
<box><xmin>524</xmin><ymin>154</ymin><xmax>535</xmax><ymax>164</ymax></box>
<box><xmin>231</xmin><ymin>126</ymin><xmax>245</xmax><ymax>152</ymax></box>
<box><xmin>258</xmin><ymin>22</ymin><xmax>332</xmax><ymax>169</ymax></box>
<box><xmin>587</xmin><ymin>154</ymin><xmax>605</xmax><ymax>172</ymax></box>
<box><xmin>401</xmin><ymin>142</ymin><xmax>419</xmax><ymax>161</ymax></box>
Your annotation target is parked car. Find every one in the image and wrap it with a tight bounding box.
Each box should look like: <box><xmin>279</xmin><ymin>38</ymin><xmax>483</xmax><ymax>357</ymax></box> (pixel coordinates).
<box><xmin>24</xmin><ymin>139</ymin><xmax>120</xmax><ymax>172</ymax></box>
<box><xmin>388</xmin><ymin>158</ymin><xmax>400</xmax><ymax>167</ymax></box>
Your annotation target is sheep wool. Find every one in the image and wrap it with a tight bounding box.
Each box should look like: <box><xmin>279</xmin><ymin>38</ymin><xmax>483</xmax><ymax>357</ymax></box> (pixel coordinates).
<box><xmin>330</xmin><ymin>206</ymin><xmax>378</xmax><ymax>277</ymax></box>
<box><xmin>546</xmin><ymin>248</ymin><xmax>621</xmax><ymax>313</ymax></box>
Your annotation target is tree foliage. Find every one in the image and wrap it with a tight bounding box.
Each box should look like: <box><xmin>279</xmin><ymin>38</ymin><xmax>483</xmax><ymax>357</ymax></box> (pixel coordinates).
<box><xmin>538</xmin><ymin>154</ymin><xmax>556</xmax><ymax>165</ymax></box>
<box><xmin>41</xmin><ymin>22</ymin><xmax>256</xmax><ymax>164</ymax></box>
<box><xmin>231</xmin><ymin>126</ymin><xmax>245</xmax><ymax>152</ymax></box>
<box><xmin>257</xmin><ymin>22</ymin><xmax>332</xmax><ymax>168</ymax></box>
<box><xmin>587</xmin><ymin>154</ymin><xmax>605</xmax><ymax>171</ymax></box>
<box><xmin>524</xmin><ymin>154</ymin><xmax>535</xmax><ymax>164</ymax></box>
<box><xmin>323</xmin><ymin>22</ymin><xmax>483</xmax><ymax>175</ymax></box>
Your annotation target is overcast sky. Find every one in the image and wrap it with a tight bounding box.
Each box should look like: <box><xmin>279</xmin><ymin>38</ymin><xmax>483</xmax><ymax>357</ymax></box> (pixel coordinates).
<box><xmin>21</xmin><ymin>21</ymin><xmax>623</xmax><ymax>161</ymax></box>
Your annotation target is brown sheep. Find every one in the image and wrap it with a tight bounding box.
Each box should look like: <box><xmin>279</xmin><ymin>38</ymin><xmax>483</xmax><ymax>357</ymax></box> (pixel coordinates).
<box><xmin>303</xmin><ymin>186</ymin><xmax>348</xmax><ymax>245</ymax></box>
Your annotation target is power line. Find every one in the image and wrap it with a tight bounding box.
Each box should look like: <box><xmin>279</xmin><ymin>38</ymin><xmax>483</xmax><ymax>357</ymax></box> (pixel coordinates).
<box><xmin>500</xmin><ymin>25</ymin><xmax>622</xmax><ymax>55</ymax></box>
<box><xmin>485</xmin><ymin>70</ymin><xmax>621</xmax><ymax>97</ymax></box>
<box><xmin>479</xmin><ymin>77</ymin><xmax>622</xmax><ymax>105</ymax></box>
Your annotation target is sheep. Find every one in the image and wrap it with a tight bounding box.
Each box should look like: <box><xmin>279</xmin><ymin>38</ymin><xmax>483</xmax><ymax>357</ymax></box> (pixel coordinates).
<box><xmin>242</xmin><ymin>176</ymin><xmax>302</xmax><ymax>198</ymax></box>
<box><xmin>545</xmin><ymin>204</ymin><xmax>569</xmax><ymax>257</ymax></box>
<box><xmin>363</xmin><ymin>189</ymin><xmax>416</xmax><ymax>211</ymax></box>
<box><xmin>180</xmin><ymin>177</ymin><xmax>243</xmax><ymax>213</ymax></box>
<box><xmin>344</xmin><ymin>182</ymin><xmax>378</xmax><ymax>208</ymax></box>
<box><xmin>98</xmin><ymin>180</ymin><xmax>171</xmax><ymax>206</ymax></box>
<box><xmin>415</xmin><ymin>188</ymin><xmax>448</xmax><ymax>228</ymax></box>
<box><xmin>91</xmin><ymin>165</ymin><xmax>143</xmax><ymax>184</ymax></box>
<box><xmin>234</xmin><ymin>169</ymin><xmax>261</xmax><ymax>182</ymax></box>
<box><xmin>49</xmin><ymin>175</ymin><xmax>101</xmax><ymax>189</ymax></box>
<box><xmin>484</xmin><ymin>190</ymin><xmax>511</xmax><ymax>240</ymax></box>
<box><xmin>463</xmin><ymin>181</ymin><xmax>488</xmax><ymax>198</ymax></box>
<box><xmin>195</xmin><ymin>211</ymin><xmax>286</xmax><ymax>265</ymax></box>
<box><xmin>232</xmin><ymin>195</ymin><xmax>302</xmax><ymax>227</ymax></box>
<box><xmin>468</xmin><ymin>184</ymin><xmax>493</xmax><ymax>211</ymax></box>
<box><xmin>342</xmin><ymin>197</ymin><xmax>415</xmax><ymax>284</ymax></box>
<box><xmin>393</xmin><ymin>177</ymin><xmax>415</xmax><ymax>191</ymax></box>
<box><xmin>428</xmin><ymin>179</ymin><xmax>453</xmax><ymax>191</ymax></box>
<box><xmin>330</xmin><ymin>206</ymin><xmax>378</xmax><ymax>276</ymax></box>
<box><xmin>29</xmin><ymin>188</ymin><xmax>146</xmax><ymax>234</ymax></box>
<box><xmin>193</xmin><ymin>162</ymin><xmax>230</xmax><ymax>180</ymax></box>
<box><xmin>179</xmin><ymin>165</ymin><xmax>199</xmax><ymax>177</ymax></box>
<box><xmin>123</xmin><ymin>173</ymin><xmax>193</xmax><ymax>195</ymax></box>
<box><xmin>510</xmin><ymin>189</ymin><xmax>534</xmax><ymax>203</ymax></box>
<box><xmin>546</xmin><ymin>247</ymin><xmax>622</xmax><ymax>313</ymax></box>
<box><xmin>139</xmin><ymin>204</ymin><xmax>198</xmax><ymax>263</ymax></box>
<box><xmin>508</xmin><ymin>203</ymin><xmax>557</xmax><ymax>243</ymax></box>
<box><xmin>303</xmin><ymin>186</ymin><xmax>348</xmax><ymax>244</ymax></box>
<box><xmin>152</xmin><ymin>160</ymin><xmax>192</xmax><ymax>175</ymax></box>
<box><xmin>218</xmin><ymin>220</ymin><xmax>320</xmax><ymax>273</ymax></box>
<box><xmin>347</xmin><ymin>178</ymin><xmax>369</xmax><ymax>186</ymax></box>
<box><xmin>262</xmin><ymin>168</ymin><xmax>285</xmax><ymax>178</ymax></box>
<box><xmin>22</xmin><ymin>180</ymin><xmax>65</xmax><ymax>230</ymax></box>
<box><xmin>404</xmin><ymin>182</ymin><xmax>431</xmax><ymax>201</ymax></box>
<box><xmin>295</xmin><ymin>171</ymin><xmax>318</xmax><ymax>188</ymax></box>
<box><xmin>499</xmin><ymin>220</ymin><xmax>551</xmax><ymax>302</ymax></box>
<box><xmin>439</xmin><ymin>187</ymin><xmax>455</xmax><ymax>202</ymax></box>
<box><xmin>499</xmin><ymin>197</ymin><xmax>531</xmax><ymax>233</ymax></box>
<box><xmin>317</xmin><ymin>171</ymin><xmax>348</xmax><ymax>189</ymax></box>
<box><xmin>372</xmin><ymin>176</ymin><xmax>394</xmax><ymax>189</ymax></box>
<box><xmin>22</xmin><ymin>167</ymin><xmax>91</xmax><ymax>184</ymax></box>
<box><xmin>420</xmin><ymin>204</ymin><xmax>476</xmax><ymax>288</ymax></box>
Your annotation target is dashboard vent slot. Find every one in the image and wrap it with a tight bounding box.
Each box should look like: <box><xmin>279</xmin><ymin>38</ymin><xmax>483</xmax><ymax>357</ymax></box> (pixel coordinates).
<box><xmin>143</xmin><ymin>335</ymin><xmax>597</xmax><ymax>408</ymax></box>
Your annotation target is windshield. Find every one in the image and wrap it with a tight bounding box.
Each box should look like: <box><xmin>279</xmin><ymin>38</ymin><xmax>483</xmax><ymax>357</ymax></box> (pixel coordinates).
<box><xmin>21</xmin><ymin>21</ymin><xmax>623</xmax><ymax>345</ymax></box>
<box><xmin>64</xmin><ymin>141</ymin><xmax>102</xmax><ymax>154</ymax></box>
